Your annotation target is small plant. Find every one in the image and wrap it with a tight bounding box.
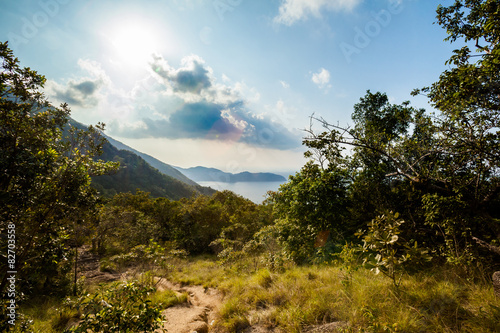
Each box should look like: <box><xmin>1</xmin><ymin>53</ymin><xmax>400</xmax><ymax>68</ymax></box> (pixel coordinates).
<box><xmin>357</xmin><ymin>211</ymin><xmax>432</xmax><ymax>287</ymax></box>
<box><xmin>211</xmin><ymin>237</ymin><xmax>245</xmax><ymax>267</ymax></box>
<box><xmin>247</xmin><ymin>225</ymin><xmax>289</xmax><ymax>272</ymax></box>
<box><xmin>99</xmin><ymin>259</ymin><xmax>117</xmax><ymax>273</ymax></box>
<box><xmin>335</xmin><ymin>243</ymin><xmax>362</xmax><ymax>287</ymax></box>
<box><xmin>65</xmin><ymin>281</ymin><xmax>166</xmax><ymax>333</ymax></box>
<box><xmin>108</xmin><ymin>240</ymin><xmax>188</xmax><ymax>274</ymax></box>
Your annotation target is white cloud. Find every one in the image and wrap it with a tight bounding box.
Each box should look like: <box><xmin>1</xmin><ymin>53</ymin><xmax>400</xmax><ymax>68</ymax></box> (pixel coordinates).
<box><xmin>311</xmin><ymin>68</ymin><xmax>331</xmax><ymax>91</ymax></box>
<box><xmin>77</xmin><ymin>59</ymin><xmax>111</xmax><ymax>85</ymax></box>
<box><xmin>280</xmin><ymin>80</ymin><xmax>290</xmax><ymax>89</ymax></box>
<box><xmin>47</xmin><ymin>54</ymin><xmax>302</xmax><ymax>150</ymax></box>
<box><xmin>274</xmin><ymin>0</ymin><xmax>361</xmax><ymax>26</ymax></box>
<box><xmin>45</xmin><ymin>59</ymin><xmax>110</xmax><ymax>108</ymax></box>
<box><xmin>150</xmin><ymin>54</ymin><xmax>243</xmax><ymax>105</ymax></box>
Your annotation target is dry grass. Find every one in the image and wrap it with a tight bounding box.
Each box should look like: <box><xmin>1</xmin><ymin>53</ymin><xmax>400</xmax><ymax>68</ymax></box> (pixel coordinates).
<box><xmin>16</xmin><ymin>256</ymin><xmax>499</xmax><ymax>333</ymax></box>
<box><xmin>168</xmin><ymin>257</ymin><xmax>500</xmax><ymax>333</ymax></box>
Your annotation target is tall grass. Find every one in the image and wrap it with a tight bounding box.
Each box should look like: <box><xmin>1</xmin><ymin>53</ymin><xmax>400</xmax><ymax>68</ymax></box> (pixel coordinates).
<box><xmin>168</xmin><ymin>257</ymin><xmax>500</xmax><ymax>333</ymax></box>
<box><xmin>12</xmin><ymin>297</ymin><xmax>79</xmax><ymax>333</ymax></box>
<box><xmin>16</xmin><ymin>255</ymin><xmax>499</xmax><ymax>333</ymax></box>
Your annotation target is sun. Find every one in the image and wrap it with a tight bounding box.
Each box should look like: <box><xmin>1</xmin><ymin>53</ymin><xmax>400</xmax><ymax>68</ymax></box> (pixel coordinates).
<box><xmin>105</xmin><ymin>19</ymin><xmax>160</xmax><ymax>66</ymax></box>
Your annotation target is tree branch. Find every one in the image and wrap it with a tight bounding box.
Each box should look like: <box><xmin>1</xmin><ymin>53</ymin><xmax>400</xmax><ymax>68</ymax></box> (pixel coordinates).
<box><xmin>472</xmin><ymin>236</ymin><xmax>500</xmax><ymax>256</ymax></box>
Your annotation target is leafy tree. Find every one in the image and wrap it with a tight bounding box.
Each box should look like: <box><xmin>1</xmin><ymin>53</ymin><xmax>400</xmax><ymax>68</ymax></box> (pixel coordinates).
<box><xmin>289</xmin><ymin>0</ymin><xmax>500</xmax><ymax>269</ymax></box>
<box><xmin>95</xmin><ymin>190</ymin><xmax>272</xmax><ymax>259</ymax></box>
<box><xmin>357</xmin><ymin>211</ymin><xmax>432</xmax><ymax>287</ymax></box>
<box><xmin>410</xmin><ymin>0</ymin><xmax>500</xmax><ymax>211</ymax></box>
<box><xmin>412</xmin><ymin>0</ymin><xmax>500</xmax><ymax>264</ymax></box>
<box><xmin>210</xmin><ymin>191</ymin><xmax>274</xmax><ymax>265</ymax></box>
<box><xmin>176</xmin><ymin>190</ymin><xmax>269</xmax><ymax>255</ymax></box>
<box><xmin>269</xmin><ymin>161</ymin><xmax>350</xmax><ymax>263</ymax></box>
<box><xmin>0</xmin><ymin>41</ymin><xmax>118</xmax><ymax>296</ymax></box>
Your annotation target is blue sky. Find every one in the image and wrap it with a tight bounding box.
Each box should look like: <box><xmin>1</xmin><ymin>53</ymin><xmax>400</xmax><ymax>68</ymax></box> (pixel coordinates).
<box><xmin>0</xmin><ymin>0</ymin><xmax>457</xmax><ymax>174</ymax></box>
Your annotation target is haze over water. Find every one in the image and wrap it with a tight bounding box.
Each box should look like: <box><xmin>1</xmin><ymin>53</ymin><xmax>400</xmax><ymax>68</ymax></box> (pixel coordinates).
<box><xmin>198</xmin><ymin>180</ymin><xmax>288</xmax><ymax>204</ymax></box>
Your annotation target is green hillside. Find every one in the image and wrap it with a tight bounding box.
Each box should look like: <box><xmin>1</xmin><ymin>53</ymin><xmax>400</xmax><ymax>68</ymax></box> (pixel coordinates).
<box><xmin>66</xmin><ymin>119</ymin><xmax>214</xmax><ymax>199</ymax></box>
<box><xmin>104</xmin><ymin>135</ymin><xmax>200</xmax><ymax>187</ymax></box>
<box><xmin>91</xmin><ymin>141</ymin><xmax>215</xmax><ymax>199</ymax></box>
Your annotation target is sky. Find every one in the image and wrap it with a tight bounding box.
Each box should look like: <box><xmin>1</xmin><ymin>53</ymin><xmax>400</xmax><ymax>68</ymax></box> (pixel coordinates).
<box><xmin>0</xmin><ymin>0</ymin><xmax>458</xmax><ymax>175</ymax></box>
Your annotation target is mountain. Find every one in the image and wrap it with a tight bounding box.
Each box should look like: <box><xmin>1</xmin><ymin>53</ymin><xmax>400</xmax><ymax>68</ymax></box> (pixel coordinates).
<box><xmin>66</xmin><ymin>119</ymin><xmax>215</xmax><ymax>199</ymax></box>
<box><xmin>104</xmin><ymin>135</ymin><xmax>286</xmax><ymax>184</ymax></box>
<box><xmin>104</xmin><ymin>135</ymin><xmax>199</xmax><ymax>187</ymax></box>
<box><xmin>175</xmin><ymin>166</ymin><xmax>286</xmax><ymax>183</ymax></box>
<box><xmin>91</xmin><ymin>142</ymin><xmax>215</xmax><ymax>199</ymax></box>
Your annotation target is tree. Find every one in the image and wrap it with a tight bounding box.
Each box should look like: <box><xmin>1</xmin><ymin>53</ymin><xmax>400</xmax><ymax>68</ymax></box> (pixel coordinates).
<box><xmin>270</xmin><ymin>161</ymin><xmax>350</xmax><ymax>263</ymax></box>
<box><xmin>0</xmin><ymin>41</ymin><xmax>118</xmax><ymax>296</ymax></box>
<box><xmin>411</xmin><ymin>0</ymin><xmax>500</xmax><ymax>209</ymax></box>
<box><xmin>298</xmin><ymin>0</ymin><xmax>500</xmax><ymax>269</ymax></box>
<box><xmin>413</xmin><ymin>0</ymin><xmax>500</xmax><ymax>264</ymax></box>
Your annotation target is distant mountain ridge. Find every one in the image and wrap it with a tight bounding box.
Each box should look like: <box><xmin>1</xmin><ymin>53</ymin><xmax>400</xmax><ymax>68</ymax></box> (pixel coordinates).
<box><xmin>175</xmin><ymin>166</ymin><xmax>286</xmax><ymax>183</ymax></box>
<box><xmin>103</xmin><ymin>135</ymin><xmax>287</xmax><ymax>184</ymax></box>
<box><xmin>104</xmin><ymin>135</ymin><xmax>199</xmax><ymax>187</ymax></box>
<box><xmin>66</xmin><ymin>119</ymin><xmax>215</xmax><ymax>199</ymax></box>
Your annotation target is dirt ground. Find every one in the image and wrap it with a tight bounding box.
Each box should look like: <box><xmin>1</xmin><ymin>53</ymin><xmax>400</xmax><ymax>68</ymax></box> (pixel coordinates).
<box><xmin>154</xmin><ymin>278</ymin><xmax>346</xmax><ymax>333</ymax></box>
<box><xmin>76</xmin><ymin>247</ymin><xmax>346</xmax><ymax>332</ymax></box>
<box><xmin>155</xmin><ymin>278</ymin><xmax>222</xmax><ymax>333</ymax></box>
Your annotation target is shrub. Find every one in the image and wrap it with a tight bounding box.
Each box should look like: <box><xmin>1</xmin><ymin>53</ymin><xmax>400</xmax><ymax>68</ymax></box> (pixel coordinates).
<box><xmin>65</xmin><ymin>281</ymin><xmax>165</xmax><ymax>333</ymax></box>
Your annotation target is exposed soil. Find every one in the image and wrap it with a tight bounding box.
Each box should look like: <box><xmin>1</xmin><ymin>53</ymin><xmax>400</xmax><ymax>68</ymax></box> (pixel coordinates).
<box><xmin>76</xmin><ymin>247</ymin><xmax>346</xmax><ymax>332</ymax></box>
<box><xmin>155</xmin><ymin>278</ymin><xmax>222</xmax><ymax>333</ymax></box>
<box><xmin>76</xmin><ymin>245</ymin><xmax>122</xmax><ymax>283</ymax></box>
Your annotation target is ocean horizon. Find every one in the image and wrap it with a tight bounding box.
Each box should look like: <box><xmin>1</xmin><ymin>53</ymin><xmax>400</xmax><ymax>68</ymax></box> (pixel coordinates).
<box><xmin>198</xmin><ymin>180</ymin><xmax>288</xmax><ymax>203</ymax></box>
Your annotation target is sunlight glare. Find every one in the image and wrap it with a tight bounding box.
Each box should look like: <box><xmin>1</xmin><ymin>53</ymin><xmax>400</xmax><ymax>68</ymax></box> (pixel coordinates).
<box><xmin>106</xmin><ymin>19</ymin><xmax>160</xmax><ymax>67</ymax></box>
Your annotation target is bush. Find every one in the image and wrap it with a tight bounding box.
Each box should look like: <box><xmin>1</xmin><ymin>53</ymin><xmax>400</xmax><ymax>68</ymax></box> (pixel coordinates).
<box><xmin>65</xmin><ymin>281</ymin><xmax>165</xmax><ymax>333</ymax></box>
<box><xmin>357</xmin><ymin>211</ymin><xmax>432</xmax><ymax>287</ymax></box>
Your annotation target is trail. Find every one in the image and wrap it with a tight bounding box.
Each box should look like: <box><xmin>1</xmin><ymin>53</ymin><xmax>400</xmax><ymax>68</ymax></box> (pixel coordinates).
<box><xmin>76</xmin><ymin>247</ymin><xmax>222</xmax><ymax>332</ymax></box>
<box><xmin>154</xmin><ymin>278</ymin><xmax>346</xmax><ymax>333</ymax></box>
<box><xmin>76</xmin><ymin>248</ymin><xmax>345</xmax><ymax>332</ymax></box>
<box><xmin>155</xmin><ymin>279</ymin><xmax>223</xmax><ymax>333</ymax></box>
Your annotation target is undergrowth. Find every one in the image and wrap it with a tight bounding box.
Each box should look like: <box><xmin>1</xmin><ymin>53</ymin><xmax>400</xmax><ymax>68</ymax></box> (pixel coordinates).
<box><xmin>12</xmin><ymin>277</ymin><xmax>187</xmax><ymax>333</ymax></box>
<box><xmin>11</xmin><ymin>255</ymin><xmax>499</xmax><ymax>333</ymax></box>
<box><xmin>169</xmin><ymin>256</ymin><xmax>500</xmax><ymax>333</ymax></box>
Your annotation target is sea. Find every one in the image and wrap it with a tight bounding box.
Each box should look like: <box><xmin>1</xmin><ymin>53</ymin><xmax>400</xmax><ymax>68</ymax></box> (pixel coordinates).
<box><xmin>198</xmin><ymin>180</ymin><xmax>288</xmax><ymax>204</ymax></box>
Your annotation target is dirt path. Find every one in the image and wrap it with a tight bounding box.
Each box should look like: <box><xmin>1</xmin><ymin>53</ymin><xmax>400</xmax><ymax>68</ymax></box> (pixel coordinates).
<box><xmin>155</xmin><ymin>279</ymin><xmax>223</xmax><ymax>333</ymax></box>
<box><xmin>153</xmin><ymin>278</ymin><xmax>347</xmax><ymax>333</ymax></box>
<box><xmin>76</xmin><ymin>246</ymin><xmax>222</xmax><ymax>332</ymax></box>
<box><xmin>76</xmin><ymin>248</ymin><xmax>345</xmax><ymax>332</ymax></box>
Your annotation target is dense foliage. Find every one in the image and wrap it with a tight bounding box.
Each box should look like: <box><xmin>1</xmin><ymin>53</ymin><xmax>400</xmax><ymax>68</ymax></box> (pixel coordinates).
<box><xmin>66</xmin><ymin>281</ymin><xmax>165</xmax><ymax>333</ymax></box>
<box><xmin>94</xmin><ymin>190</ymin><xmax>273</xmax><ymax>258</ymax></box>
<box><xmin>269</xmin><ymin>0</ymin><xmax>500</xmax><ymax>275</ymax></box>
<box><xmin>0</xmin><ymin>41</ymin><xmax>118</xmax><ymax>300</ymax></box>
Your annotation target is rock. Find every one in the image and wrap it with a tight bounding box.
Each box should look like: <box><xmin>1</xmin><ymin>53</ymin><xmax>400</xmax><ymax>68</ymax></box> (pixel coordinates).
<box><xmin>493</xmin><ymin>271</ymin><xmax>500</xmax><ymax>298</ymax></box>
<box><xmin>188</xmin><ymin>320</ymin><xmax>208</xmax><ymax>333</ymax></box>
